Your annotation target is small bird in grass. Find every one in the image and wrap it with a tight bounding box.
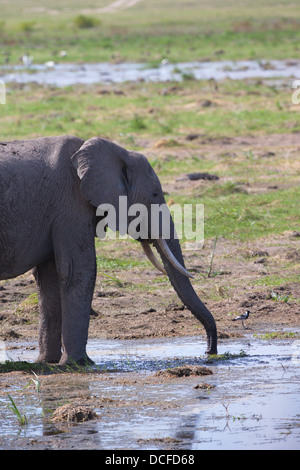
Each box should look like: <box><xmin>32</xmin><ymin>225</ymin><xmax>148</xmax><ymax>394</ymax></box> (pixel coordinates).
<box><xmin>232</xmin><ymin>310</ymin><xmax>250</xmax><ymax>329</ymax></box>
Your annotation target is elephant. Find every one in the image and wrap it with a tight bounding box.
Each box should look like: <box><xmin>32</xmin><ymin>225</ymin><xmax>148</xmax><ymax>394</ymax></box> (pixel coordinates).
<box><xmin>0</xmin><ymin>135</ymin><xmax>217</xmax><ymax>364</ymax></box>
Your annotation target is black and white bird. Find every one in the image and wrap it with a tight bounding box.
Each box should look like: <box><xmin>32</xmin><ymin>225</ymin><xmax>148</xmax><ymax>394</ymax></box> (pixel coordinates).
<box><xmin>232</xmin><ymin>310</ymin><xmax>250</xmax><ymax>329</ymax></box>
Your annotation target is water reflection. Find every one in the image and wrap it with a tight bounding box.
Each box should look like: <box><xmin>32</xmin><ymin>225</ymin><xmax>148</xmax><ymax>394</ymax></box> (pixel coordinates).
<box><xmin>0</xmin><ymin>60</ymin><xmax>299</xmax><ymax>87</ymax></box>
<box><xmin>1</xmin><ymin>335</ymin><xmax>299</xmax><ymax>449</ymax></box>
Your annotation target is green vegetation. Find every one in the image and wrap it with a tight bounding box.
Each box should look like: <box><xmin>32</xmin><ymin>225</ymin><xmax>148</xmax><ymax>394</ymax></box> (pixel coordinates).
<box><xmin>96</xmin><ymin>253</ymin><xmax>134</xmax><ymax>271</ymax></box>
<box><xmin>1</xmin><ymin>77</ymin><xmax>300</xmax><ymax>246</ymax></box>
<box><xmin>0</xmin><ymin>359</ymin><xmax>95</xmax><ymax>374</ymax></box>
<box><xmin>255</xmin><ymin>331</ymin><xmax>300</xmax><ymax>340</ymax></box>
<box><xmin>266</xmin><ymin>291</ymin><xmax>292</xmax><ymax>303</ymax></box>
<box><xmin>0</xmin><ymin>0</ymin><xmax>299</xmax><ymax>64</ymax></box>
<box><xmin>15</xmin><ymin>292</ymin><xmax>39</xmax><ymax>316</ymax></box>
<box><xmin>2</xmin><ymin>79</ymin><xmax>299</xmax><ymax>141</ymax></box>
<box><xmin>206</xmin><ymin>350</ymin><xmax>247</xmax><ymax>361</ymax></box>
<box><xmin>2</xmin><ymin>78</ymin><xmax>299</xmax><ymax>140</ymax></box>
<box><xmin>19</xmin><ymin>20</ymin><xmax>36</xmax><ymax>33</ymax></box>
<box><xmin>6</xmin><ymin>394</ymin><xmax>27</xmax><ymax>425</ymax></box>
<box><xmin>73</xmin><ymin>14</ymin><xmax>101</xmax><ymax>29</ymax></box>
<box><xmin>0</xmin><ymin>361</ymin><xmax>46</xmax><ymax>374</ymax></box>
<box><xmin>199</xmin><ymin>186</ymin><xmax>300</xmax><ymax>241</ymax></box>
<box><xmin>255</xmin><ymin>273</ymin><xmax>300</xmax><ymax>287</ymax></box>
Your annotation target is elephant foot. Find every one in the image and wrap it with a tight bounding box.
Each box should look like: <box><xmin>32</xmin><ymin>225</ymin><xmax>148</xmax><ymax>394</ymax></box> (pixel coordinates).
<box><xmin>59</xmin><ymin>352</ymin><xmax>94</xmax><ymax>367</ymax></box>
<box><xmin>36</xmin><ymin>353</ymin><xmax>61</xmax><ymax>364</ymax></box>
<box><xmin>205</xmin><ymin>346</ymin><xmax>218</xmax><ymax>355</ymax></box>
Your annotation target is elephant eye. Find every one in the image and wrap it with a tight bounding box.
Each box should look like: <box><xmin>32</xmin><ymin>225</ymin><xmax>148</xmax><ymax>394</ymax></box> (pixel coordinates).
<box><xmin>153</xmin><ymin>191</ymin><xmax>158</xmax><ymax>197</ymax></box>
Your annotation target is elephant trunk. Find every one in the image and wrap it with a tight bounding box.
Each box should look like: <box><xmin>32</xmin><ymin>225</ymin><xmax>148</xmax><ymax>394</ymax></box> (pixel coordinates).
<box><xmin>152</xmin><ymin>236</ymin><xmax>217</xmax><ymax>355</ymax></box>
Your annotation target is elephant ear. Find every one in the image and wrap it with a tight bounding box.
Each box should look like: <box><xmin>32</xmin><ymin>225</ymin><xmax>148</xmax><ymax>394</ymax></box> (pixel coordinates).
<box><xmin>71</xmin><ymin>137</ymin><xmax>130</xmax><ymax>209</ymax></box>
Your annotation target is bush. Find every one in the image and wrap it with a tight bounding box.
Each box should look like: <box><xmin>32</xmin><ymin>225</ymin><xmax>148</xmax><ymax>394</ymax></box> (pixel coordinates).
<box><xmin>19</xmin><ymin>21</ymin><xmax>36</xmax><ymax>33</ymax></box>
<box><xmin>73</xmin><ymin>14</ymin><xmax>100</xmax><ymax>29</ymax></box>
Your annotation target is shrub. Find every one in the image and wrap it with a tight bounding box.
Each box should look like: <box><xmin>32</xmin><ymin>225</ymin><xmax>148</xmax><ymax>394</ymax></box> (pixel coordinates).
<box><xmin>19</xmin><ymin>21</ymin><xmax>36</xmax><ymax>33</ymax></box>
<box><xmin>73</xmin><ymin>14</ymin><xmax>100</xmax><ymax>29</ymax></box>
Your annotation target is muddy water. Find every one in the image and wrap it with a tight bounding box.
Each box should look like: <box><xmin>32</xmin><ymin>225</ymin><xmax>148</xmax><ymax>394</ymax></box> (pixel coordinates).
<box><xmin>0</xmin><ymin>334</ymin><xmax>299</xmax><ymax>450</ymax></box>
<box><xmin>1</xmin><ymin>59</ymin><xmax>300</xmax><ymax>86</ymax></box>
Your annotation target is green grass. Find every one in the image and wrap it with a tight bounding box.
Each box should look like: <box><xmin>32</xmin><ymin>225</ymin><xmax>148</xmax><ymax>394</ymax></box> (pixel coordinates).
<box><xmin>254</xmin><ymin>273</ymin><xmax>300</xmax><ymax>287</ymax></box>
<box><xmin>1</xmin><ymin>78</ymin><xmax>298</xmax><ymax>141</ymax></box>
<box><xmin>6</xmin><ymin>394</ymin><xmax>27</xmax><ymax>425</ymax></box>
<box><xmin>96</xmin><ymin>252</ymin><xmax>144</xmax><ymax>271</ymax></box>
<box><xmin>15</xmin><ymin>292</ymin><xmax>39</xmax><ymax>317</ymax></box>
<box><xmin>266</xmin><ymin>291</ymin><xmax>292</xmax><ymax>303</ymax></box>
<box><xmin>0</xmin><ymin>359</ymin><xmax>95</xmax><ymax>374</ymax></box>
<box><xmin>73</xmin><ymin>14</ymin><xmax>101</xmax><ymax>29</ymax></box>
<box><xmin>206</xmin><ymin>350</ymin><xmax>247</xmax><ymax>361</ymax></box>
<box><xmin>255</xmin><ymin>331</ymin><xmax>300</xmax><ymax>340</ymax></box>
<box><xmin>1</xmin><ymin>77</ymin><xmax>299</xmax><ymax>246</ymax></box>
<box><xmin>171</xmin><ymin>185</ymin><xmax>300</xmax><ymax>242</ymax></box>
<box><xmin>0</xmin><ymin>0</ymin><xmax>300</xmax><ymax>64</ymax></box>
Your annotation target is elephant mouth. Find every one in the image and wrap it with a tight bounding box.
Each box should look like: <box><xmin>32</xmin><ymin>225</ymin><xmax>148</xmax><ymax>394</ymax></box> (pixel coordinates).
<box><xmin>141</xmin><ymin>239</ymin><xmax>193</xmax><ymax>279</ymax></box>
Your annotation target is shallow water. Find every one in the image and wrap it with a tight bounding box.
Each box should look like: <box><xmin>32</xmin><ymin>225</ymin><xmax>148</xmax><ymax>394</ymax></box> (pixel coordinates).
<box><xmin>1</xmin><ymin>59</ymin><xmax>299</xmax><ymax>86</ymax></box>
<box><xmin>0</xmin><ymin>335</ymin><xmax>299</xmax><ymax>450</ymax></box>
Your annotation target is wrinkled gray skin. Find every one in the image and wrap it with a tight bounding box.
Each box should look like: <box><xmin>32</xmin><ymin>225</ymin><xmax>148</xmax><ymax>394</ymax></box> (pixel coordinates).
<box><xmin>0</xmin><ymin>136</ymin><xmax>217</xmax><ymax>364</ymax></box>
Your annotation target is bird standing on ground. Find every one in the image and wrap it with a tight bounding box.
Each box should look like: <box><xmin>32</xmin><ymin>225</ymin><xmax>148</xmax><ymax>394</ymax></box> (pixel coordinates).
<box><xmin>232</xmin><ymin>310</ymin><xmax>250</xmax><ymax>329</ymax></box>
<box><xmin>21</xmin><ymin>54</ymin><xmax>33</xmax><ymax>67</ymax></box>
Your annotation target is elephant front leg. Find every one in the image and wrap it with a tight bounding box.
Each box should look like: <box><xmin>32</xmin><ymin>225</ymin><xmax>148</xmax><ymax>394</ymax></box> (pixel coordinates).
<box><xmin>56</xmin><ymin>256</ymin><xmax>96</xmax><ymax>366</ymax></box>
<box><xmin>52</xmin><ymin>221</ymin><xmax>97</xmax><ymax>365</ymax></box>
<box><xmin>33</xmin><ymin>258</ymin><xmax>62</xmax><ymax>363</ymax></box>
<box><xmin>59</xmin><ymin>275</ymin><xmax>96</xmax><ymax>365</ymax></box>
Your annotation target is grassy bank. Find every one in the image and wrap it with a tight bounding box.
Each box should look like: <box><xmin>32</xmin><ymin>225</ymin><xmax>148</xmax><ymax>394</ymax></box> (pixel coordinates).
<box><xmin>2</xmin><ymin>79</ymin><xmax>299</xmax><ymax>141</ymax></box>
<box><xmin>0</xmin><ymin>0</ymin><xmax>300</xmax><ymax>64</ymax></box>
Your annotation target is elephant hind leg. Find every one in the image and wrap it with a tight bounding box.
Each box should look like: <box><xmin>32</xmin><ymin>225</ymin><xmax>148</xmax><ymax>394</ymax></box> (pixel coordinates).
<box><xmin>33</xmin><ymin>258</ymin><xmax>62</xmax><ymax>363</ymax></box>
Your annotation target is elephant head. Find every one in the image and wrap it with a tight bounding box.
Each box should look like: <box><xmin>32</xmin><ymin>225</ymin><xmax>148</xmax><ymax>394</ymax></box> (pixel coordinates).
<box><xmin>71</xmin><ymin>137</ymin><xmax>217</xmax><ymax>355</ymax></box>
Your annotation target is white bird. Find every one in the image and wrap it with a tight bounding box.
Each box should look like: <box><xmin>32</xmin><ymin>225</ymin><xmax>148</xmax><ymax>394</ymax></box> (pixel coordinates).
<box><xmin>22</xmin><ymin>54</ymin><xmax>33</xmax><ymax>67</ymax></box>
<box><xmin>44</xmin><ymin>61</ymin><xmax>55</xmax><ymax>68</ymax></box>
<box><xmin>232</xmin><ymin>310</ymin><xmax>250</xmax><ymax>329</ymax></box>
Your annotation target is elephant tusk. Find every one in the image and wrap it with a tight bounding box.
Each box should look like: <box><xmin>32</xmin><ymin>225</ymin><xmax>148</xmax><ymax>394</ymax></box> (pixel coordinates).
<box><xmin>141</xmin><ymin>240</ymin><xmax>167</xmax><ymax>275</ymax></box>
<box><xmin>156</xmin><ymin>238</ymin><xmax>194</xmax><ymax>279</ymax></box>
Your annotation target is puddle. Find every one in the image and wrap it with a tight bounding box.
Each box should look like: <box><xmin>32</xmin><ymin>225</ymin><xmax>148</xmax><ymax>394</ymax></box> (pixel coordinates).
<box><xmin>1</xmin><ymin>59</ymin><xmax>299</xmax><ymax>87</ymax></box>
<box><xmin>0</xmin><ymin>335</ymin><xmax>299</xmax><ymax>449</ymax></box>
